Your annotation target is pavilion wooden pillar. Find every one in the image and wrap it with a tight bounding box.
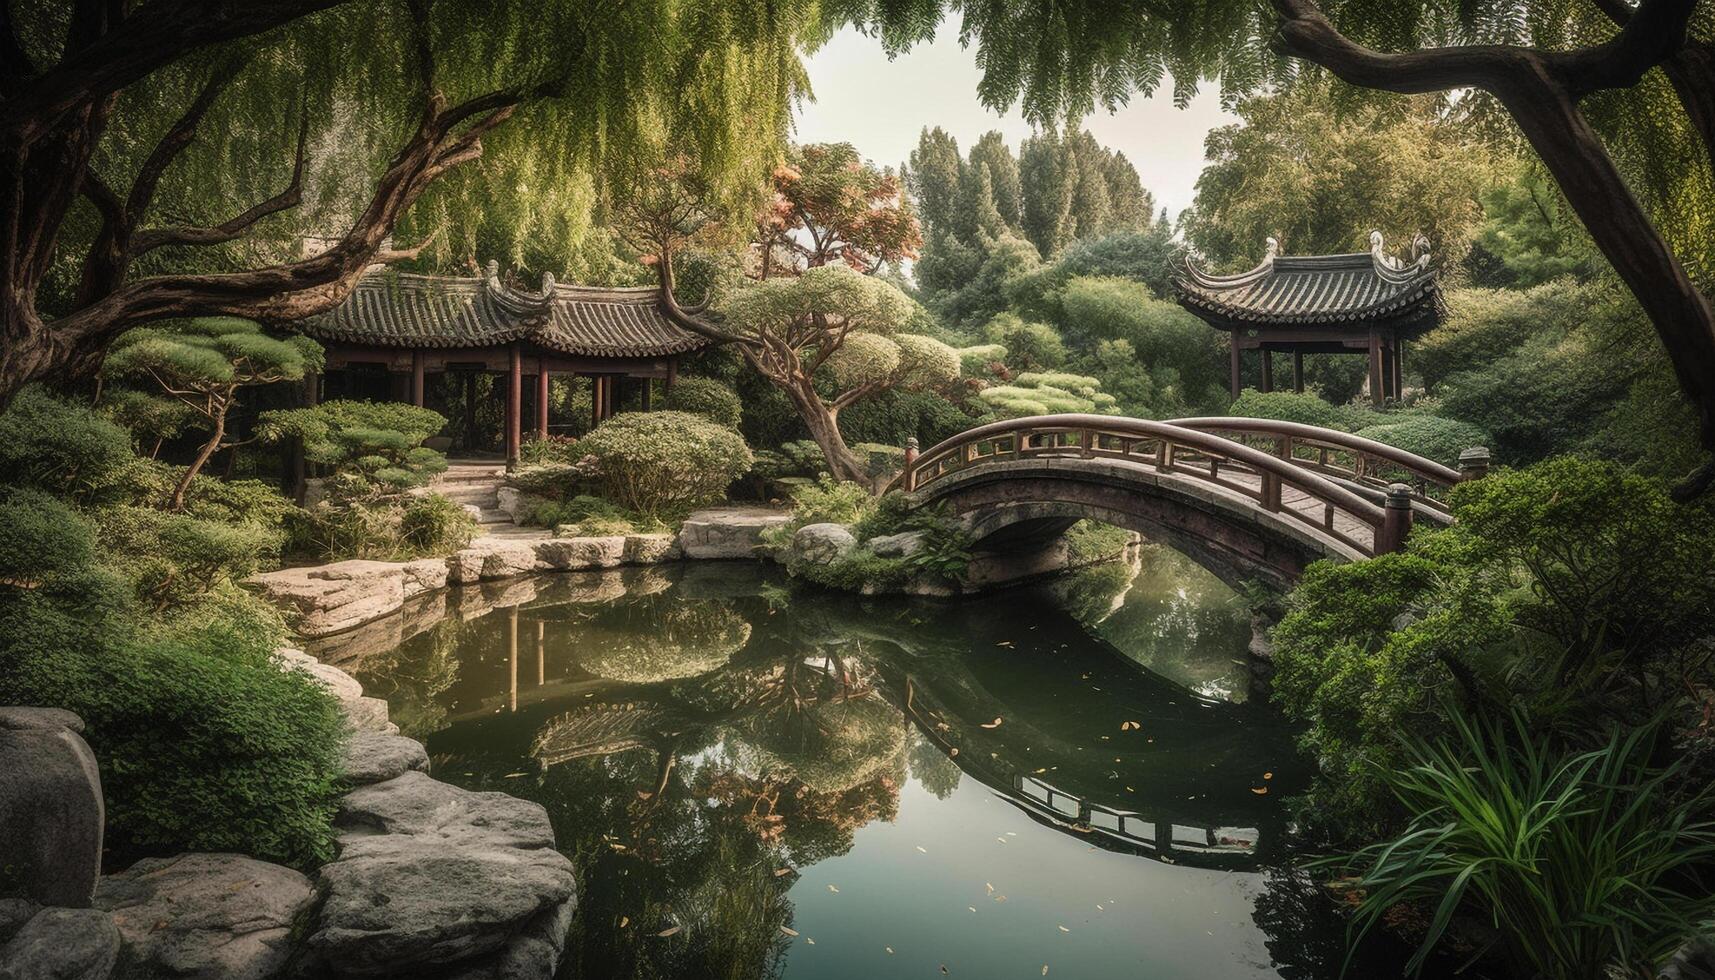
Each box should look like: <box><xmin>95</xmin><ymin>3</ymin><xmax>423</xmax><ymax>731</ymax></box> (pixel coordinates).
<box><xmin>1391</xmin><ymin>335</ymin><xmax>1404</xmax><ymax>399</ymax></box>
<box><xmin>640</xmin><ymin>379</ymin><xmax>652</xmax><ymax>411</ymax></box>
<box><xmin>1367</xmin><ymin>328</ymin><xmax>1385</xmax><ymax>406</ymax></box>
<box><xmin>535</xmin><ymin>357</ymin><xmax>550</xmax><ymax>439</ymax></box>
<box><xmin>293</xmin><ymin>369</ymin><xmax>320</xmax><ymax>503</ymax></box>
<box><xmin>1292</xmin><ymin>351</ymin><xmax>1304</xmax><ymax>393</ymax></box>
<box><xmin>1260</xmin><ymin>349</ymin><xmax>1274</xmax><ymax>393</ymax></box>
<box><xmin>1228</xmin><ymin>329</ymin><xmax>1242</xmax><ymax>400</ymax></box>
<box><xmin>506</xmin><ymin>344</ymin><xmax>522</xmax><ymax>468</ymax></box>
<box><xmin>665</xmin><ymin>359</ymin><xmax>678</xmax><ymax>392</ymax></box>
<box><xmin>410</xmin><ymin>350</ymin><xmax>425</xmax><ymax>407</ymax></box>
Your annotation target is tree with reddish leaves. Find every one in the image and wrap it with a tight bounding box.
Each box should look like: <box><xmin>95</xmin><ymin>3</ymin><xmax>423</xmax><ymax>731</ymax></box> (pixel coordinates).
<box><xmin>753</xmin><ymin>143</ymin><xmax>922</xmax><ymax>279</ymax></box>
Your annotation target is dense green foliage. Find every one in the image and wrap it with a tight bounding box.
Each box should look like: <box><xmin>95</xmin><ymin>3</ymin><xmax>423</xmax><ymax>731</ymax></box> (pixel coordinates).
<box><xmin>661</xmin><ymin>377</ymin><xmax>744</xmax><ymax>429</ymax></box>
<box><xmin>1271</xmin><ymin>458</ymin><xmax>1715</xmax><ymax>834</ymax></box>
<box><xmin>0</xmin><ymin>391</ymin><xmax>344</xmax><ymax>867</ymax></box>
<box><xmin>576</xmin><ymin>411</ymin><xmax>754</xmax><ymax>519</ymax></box>
<box><xmin>1337</xmin><ymin>711</ymin><xmax>1715</xmax><ymax>979</ymax></box>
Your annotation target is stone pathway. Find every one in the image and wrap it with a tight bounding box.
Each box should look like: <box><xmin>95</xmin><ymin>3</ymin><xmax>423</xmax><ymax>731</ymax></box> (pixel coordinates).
<box><xmin>432</xmin><ymin>460</ymin><xmax>512</xmax><ymax>529</ymax></box>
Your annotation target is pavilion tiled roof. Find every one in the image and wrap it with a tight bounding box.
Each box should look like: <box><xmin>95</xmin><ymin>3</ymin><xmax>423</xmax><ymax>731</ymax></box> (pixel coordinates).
<box><xmin>1174</xmin><ymin>232</ymin><xmax>1445</xmax><ymax>332</ymax></box>
<box><xmin>283</xmin><ymin>264</ymin><xmax>708</xmax><ymax>357</ymax></box>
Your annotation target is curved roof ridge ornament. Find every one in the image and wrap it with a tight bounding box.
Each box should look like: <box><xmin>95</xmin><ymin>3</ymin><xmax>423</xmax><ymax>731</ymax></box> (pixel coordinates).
<box><xmin>1179</xmin><ymin>235</ymin><xmax>1279</xmax><ymax>288</ymax></box>
<box><xmin>483</xmin><ymin>261</ymin><xmax>554</xmax><ymax>319</ymax></box>
<box><xmin>1370</xmin><ymin>230</ymin><xmax>1435</xmax><ymax>285</ymax></box>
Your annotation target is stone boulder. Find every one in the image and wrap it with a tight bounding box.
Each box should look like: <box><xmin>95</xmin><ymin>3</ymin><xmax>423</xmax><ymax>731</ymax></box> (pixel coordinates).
<box><xmin>446</xmin><ymin>548</ymin><xmax>487</xmax><ymax>585</ymax></box>
<box><xmin>0</xmin><ymin>708</ymin><xmax>103</xmax><ymax>908</ymax></box>
<box><xmin>309</xmin><ymin>836</ymin><xmax>575</xmax><ymax>976</ymax></box>
<box><xmin>336</xmin><ymin>772</ymin><xmax>554</xmax><ymax>849</ymax></box>
<box><xmin>867</xmin><ymin>530</ymin><xmax>926</xmax><ymax>558</ymax></box>
<box><xmin>789</xmin><ymin>523</ymin><xmax>856</xmax><ymax>565</ymax></box>
<box><xmin>341</xmin><ymin>696</ymin><xmax>396</xmax><ymax>735</ymax></box>
<box><xmin>94</xmin><ymin>853</ymin><xmax>313</xmax><ymax>980</ymax></box>
<box><xmin>532</xmin><ymin>536</ymin><xmax>624</xmax><ymax>571</ymax></box>
<box><xmin>247</xmin><ymin>561</ymin><xmax>406</xmax><ymax>637</ymax></box>
<box><xmin>401</xmin><ymin>558</ymin><xmax>450</xmax><ymax>598</ymax></box>
<box><xmin>480</xmin><ymin>545</ymin><xmax>541</xmax><ymax>580</ymax></box>
<box><xmin>0</xmin><ymin>906</ymin><xmax>119</xmax><ymax>974</ymax></box>
<box><xmin>676</xmin><ymin>508</ymin><xmax>791</xmax><ymax>559</ymax></box>
<box><xmin>622</xmin><ymin>533</ymin><xmax>679</xmax><ymax>564</ymax></box>
<box><xmin>339</xmin><ymin>734</ymin><xmax>430</xmax><ymax>788</ymax></box>
<box><xmin>286</xmin><ymin>660</ymin><xmax>363</xmax><ymax>701</ymax></box>
<box><xmin>443</xmin><ymin>897</ymin><xmax>575</xmax><ymax>980</ymax></box>
<box><xmin>0</xmin><ymin>907</ymin><xmax>120</xmax><ymax>980</ymax></box>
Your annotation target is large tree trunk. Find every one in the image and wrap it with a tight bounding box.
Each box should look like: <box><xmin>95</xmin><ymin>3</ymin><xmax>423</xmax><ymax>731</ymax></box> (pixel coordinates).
<box><xmin>775</xmin><ymin>366</ymin><xmax>867</xmax><ymax>483</ymax></box>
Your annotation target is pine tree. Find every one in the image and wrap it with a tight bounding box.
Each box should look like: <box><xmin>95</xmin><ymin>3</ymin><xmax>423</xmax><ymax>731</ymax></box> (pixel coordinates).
<box><xmin>969</xmin><ymin>131</ymin><xmax>1024</xmax><ymax>231</ymax></box>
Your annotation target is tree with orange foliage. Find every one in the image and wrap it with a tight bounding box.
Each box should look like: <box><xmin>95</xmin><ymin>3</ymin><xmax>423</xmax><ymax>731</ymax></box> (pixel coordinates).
<box><xmin>754</xmin><ymin>144</ymin><xmax>922</xmax><ymax>279</ymax></box>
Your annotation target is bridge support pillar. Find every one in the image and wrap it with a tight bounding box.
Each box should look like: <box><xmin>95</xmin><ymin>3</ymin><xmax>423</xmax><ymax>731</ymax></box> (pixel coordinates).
<box><xmin>1458</xmin><ymin>446</ymin><xmax>1491</xmax><ymax>481</ymax></box>
<box><xmin>1376</xmin><ymin>483</ymin><xmax>1415</xmax><ymax>554</ymax></box>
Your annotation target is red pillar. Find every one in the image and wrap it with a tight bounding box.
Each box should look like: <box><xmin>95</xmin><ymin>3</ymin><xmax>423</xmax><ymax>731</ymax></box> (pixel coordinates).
<box><xmin>1228</xmin><ymin>329</ymin><xmax>1242</xmax><ymax>400</ymax></box>
<box><xmin>506</xmin><ymin>344</ymin><xmax>522</xmax><ymax>468</ymax></box>
<box><xmin>1367</xmin><ymin>329</ymin><xmax>1384</xmax><ymax>407</ymax></box>
<box><xmin>535</xmin><ymin>358</ymin><xmax>550</xmax><ymax>439</ymax></box>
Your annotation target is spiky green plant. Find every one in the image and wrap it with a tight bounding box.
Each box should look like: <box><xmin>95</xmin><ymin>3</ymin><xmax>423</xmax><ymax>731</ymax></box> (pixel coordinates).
<box><xmin>1334</xmin><ymin>708</ymin><xmax>1715</xmax><ymax>979</ymax></box>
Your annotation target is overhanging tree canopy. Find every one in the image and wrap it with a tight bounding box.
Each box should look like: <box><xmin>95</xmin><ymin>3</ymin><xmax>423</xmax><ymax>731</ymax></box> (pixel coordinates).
<box><xmin>1</xmin><ymin>0</ymin><xmax>818</xmax><ymax>405</ymax></box>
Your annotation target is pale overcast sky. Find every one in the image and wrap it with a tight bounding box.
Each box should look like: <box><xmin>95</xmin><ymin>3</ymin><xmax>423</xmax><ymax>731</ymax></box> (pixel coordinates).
<box><xmin>793</xmin><ymin>24</ymin><xmax>1238</xmax><ymax>221</ymax></box>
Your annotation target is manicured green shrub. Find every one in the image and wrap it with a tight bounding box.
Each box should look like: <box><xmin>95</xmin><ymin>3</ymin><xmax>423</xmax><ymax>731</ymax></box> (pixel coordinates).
<box><xmin>0</xmin><ymin>386</ymin><xmax>137</xmax><ymax>504</ymax></box>
<box><xmin>1337</xmin><ymin>710</ymin><xmax>1715</xmax><ymax>980</ymax></box>
<box><xmin>575</xmin><ymin>411</ymin><xmax>753</xmax><ymax>520</ymax></box>
<box><xmin>259</xmin><ymin>400</ymin><xmax>451</xmax><ymax>492</ymax></box>
<box><xmin>981</xmin><ymin>312</ymin><xmax>1065</xmax><ymax>371</ymax></box>
<box><xmin>523</xmin><ymin>495</ymin><xmax>661</xmax><ymax>535</ymax></box>
<box><xmin>1354</xmin><ymin>415</ymin><xmax>1491</xmax><ymax>467</ymax></box>
<box><xmin>978</xmin><ymin>371</ymin><xmax>1117</xmax><ymax>416</ymax></box>
<box><xmin>506</xmin><ymin>462</ymin><xmax>585</xmax><ymax>500</ymax></box>
<box><xmin>289</xmin><ymin>492</ymin><xmax>476</xmax><ymax>561</ymax></box>
<box><xmin>785</xmin><ymin>476</ymin><xmax>875</xmax><ymax>528</ymax></box>
<box><xmin>1228</xmin><ymin>388</ymin><xmax>1351</xmax><ymax>430</ymax></box>
<box><xmin>662</xmin><ymin>377</ymin><xmax>744</xmax><ymax>429</ymax></box>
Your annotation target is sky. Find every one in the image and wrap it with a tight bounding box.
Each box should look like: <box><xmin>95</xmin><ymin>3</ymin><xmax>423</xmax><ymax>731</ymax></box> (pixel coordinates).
<box><xmin>792</xmin><ymin>24</ymin><xmax>1238</xmax><ymax>221</ymax></box>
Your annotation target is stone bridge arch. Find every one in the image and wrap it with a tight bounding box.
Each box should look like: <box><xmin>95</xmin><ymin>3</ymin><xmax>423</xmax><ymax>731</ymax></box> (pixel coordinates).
<box><xmin>894</xmin><ymin>415</ymin><xmax>1478</xmax><ymax>590</ymax></box>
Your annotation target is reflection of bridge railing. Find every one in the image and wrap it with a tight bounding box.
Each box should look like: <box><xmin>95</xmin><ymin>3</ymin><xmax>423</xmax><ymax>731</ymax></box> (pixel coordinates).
<box><xmin>890</xmin><ymin>414</ymin><xmax>1487</xmax><ymax>557</ymax></box>
<box><xmin>1010</xmin><ymin>775</ymin><xmax>1259</xmax><ymax>865</ymax></box>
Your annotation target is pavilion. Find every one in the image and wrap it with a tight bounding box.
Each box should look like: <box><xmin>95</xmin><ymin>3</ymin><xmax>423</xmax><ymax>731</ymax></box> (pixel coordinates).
<box><xmin>1173</xmin><ymin>232</ymin><xmax>1445</xmax><ymax>405</ymax></box>
<box><xmin>280</xmin><ymin>261</ymin><xmax>707</xmax><ymax>466</ymax></box>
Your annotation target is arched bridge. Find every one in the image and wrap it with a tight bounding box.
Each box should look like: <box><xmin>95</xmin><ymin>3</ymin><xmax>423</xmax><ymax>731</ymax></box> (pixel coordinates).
<box><xmin>888</xmin><ymin>415</ymin><xmax>1486</xmax><ymax>588</ymax></box>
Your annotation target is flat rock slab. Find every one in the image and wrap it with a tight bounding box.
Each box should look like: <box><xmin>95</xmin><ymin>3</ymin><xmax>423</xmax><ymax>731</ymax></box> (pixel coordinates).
<box><xmin>0</xmin><ymin>907</ymin><xmax>120</xmax><ymax>980</ymax></box>
<box><xmin>248</xmin><ymin>561</ymin><xmax>407</xmax><ymax>637</ymax></box>
<box><xmin>623</xmin><ymin>533</ymin><xmax>679</xmax><ymax>564</ymax></box>
<box><xmin>340</xmin><ymin>696</ymin><xmax>396</xmax><ymax>735</ymax></box>
<box><xmin>339</xmin><ymin>734</ymin><xmax>430</xmax><ymax>788</ymax></box>
<box><xmin>95</xmin><ymin>853</ymin><xmax>313</xmax><ymax>980</ymax></box>
<box><xmin>676</xmin><ymin>507</ymin><xmax>792</xmax><ymax>560</ymax></box>
<box><xmin>310</xmin><ymin>837</ymin><xmax>575</xmax><ymax>976</ymax></box>
<box><xmin>533</xmin><ymin>536</ymin><xmax>624</xmax><ymax>571</ymax></box>
<box><xmin>336</xmin><ymin>771</ymin><xmax>554</xmax><ymax>849</ymax></box>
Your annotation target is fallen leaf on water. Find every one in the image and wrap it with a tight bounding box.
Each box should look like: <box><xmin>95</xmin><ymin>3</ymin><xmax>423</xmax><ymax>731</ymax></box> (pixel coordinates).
<box><xmin>780</xmin><ymin>926</ymin><xmax>799</xmax><ymax>937</ymax></box>
<box><xmin>980</xmin><ymin>717</ymin><xmax>1003</xmax><ymax>729</ymax></box>
<box><xmin>1251</xmin><ymin>786</ymin><xmax>1269</xmax><ymax>795</ymax></box>
<box><xmin>994</xmin><ymin>895</ymin><xmax>1007</xmax><ymax>903</ymax></box>
<box><xmin>916</xmin><ymin>846</ymin><xmax>927</xmax><ymax>853</ymax></box>
<box><xmin>949</xmin><ymin>748</ymin><xmax>959</xmax><ymax>757</ymax></box>
<box><xmin>997</xmin><ymin>641</ymin><xmax>1014</xmax><ymax>647</ymax></box>
<box><xmin>1096</xmin><ymin>904</ymin><xmax>1104</xmax><ymax>911</ymax></box>
<box><xmin>968</xmin><ymin>906</ymin><xmax>977</xmax><ymax>913</ymax></box>
<box><xmin>618</xmin><ymin>917</ymin><xmax>629</xmax><ymax>928</ymax></box>
<box><xmin>503</xmin><ymin>772</ymin><xmax>526</xmax><ymax>779</ymax></box>
<box><xmin>1034</xmin><ymin>768</ymin><xmax>1047</xmax><ymax>774</ymax></box>
<box><xmin>1058</xmin><ymin>925</ymin><xmax>1071</xmax><ymax>933</ymax></box>
<box><xmin>656</xmin><ymin>926</ymin><xmax>680</xmax><ymax>938</ymax></box>
<box><xmin>827</xmin><ymin>884</ymin><xmax>839</xmax><ymax>893</ymax></box>
<box><xmin>996</xmin><ymin>837</ymin><xmax>1007</xmax><ymax>844</ymax></box>
<box><xmin>885</xmin><ymin>946</ymin><xmax>894</xmax><ymax>954</ymax></box>
<box><xmin>774</xmin><ymin>867</ymin><xmax>793</xmax><ymax>877</ymax></box>
<box><xmin>1264</xmin><ymin>771</ymin><xmax>1274</xmax><ymax>780</ymax></box>
<box><xmin>1006</xmin><ymin>832</ymin><xmax>1016</xmax><ymax>837</ymax></box>
<box><xmin>1043</xmin><ymin>966</ymin><xmax>1049</xmax><ymax>976</ymax></box>
<box><xmin>806</xmin><ymin>938</ymin><xmax>816</xmax><ymax>945</ymax></box>
<box><xmin>636</xmin><ymin>790</ymin><xmax>653</xmax><ymax>800</ymax></box>
<box><xmin>985</xmin><ymin>882</ymin><xmax>994</xmax><ymax>893</ymax></box>
<box><xmin>940</xmin><ymin>966</ymin><xmax>949</xmax><ymax>975</ymax></box>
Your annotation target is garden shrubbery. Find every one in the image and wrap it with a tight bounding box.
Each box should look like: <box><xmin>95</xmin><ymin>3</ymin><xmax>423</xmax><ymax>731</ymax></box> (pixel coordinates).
<box><xmin>661</xmin><ymin>377</ymin><xmax>744</xmax><ymax>429</ymax></box>
<box><xmin>0</xmin><ymin>396</ymin><xmax>346</xmax><ymax>868</ymax></box>
<box><xmin>576</xmin><ymin>411</ymin><xmax>753</xmax><ymax>520</ymax></box>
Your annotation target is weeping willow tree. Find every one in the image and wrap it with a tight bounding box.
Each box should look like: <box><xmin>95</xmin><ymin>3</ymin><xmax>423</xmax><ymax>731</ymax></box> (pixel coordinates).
<box><xmin>1</xmin><ymin>0</ymin><xmax>820</xmax><ymax>403</ymax></box>
<box><xmin>832</xmin><ymin>0</ymin><xmax>1715</xmax><ymax>491</ymax></box>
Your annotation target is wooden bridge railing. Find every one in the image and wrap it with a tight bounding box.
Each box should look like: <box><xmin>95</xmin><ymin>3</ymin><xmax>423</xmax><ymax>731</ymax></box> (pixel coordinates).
<box><xmin>888</xmin><ymin>414</ymin><xmax>1485</xmax><ymax>557</ymax></box>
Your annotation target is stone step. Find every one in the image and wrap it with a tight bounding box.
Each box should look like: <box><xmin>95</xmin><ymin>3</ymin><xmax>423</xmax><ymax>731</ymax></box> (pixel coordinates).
<box><xmin>476</xmin><ymin>509</ymin><xmax>512</xmax><ymax>525</ymax></box>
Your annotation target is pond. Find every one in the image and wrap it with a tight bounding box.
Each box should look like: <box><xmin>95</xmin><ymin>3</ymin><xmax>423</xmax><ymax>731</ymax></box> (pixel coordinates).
<box><xmin>316</xmin><ymin>547</ymin><xmax>1403</xmax><ymax>979</ymax></box>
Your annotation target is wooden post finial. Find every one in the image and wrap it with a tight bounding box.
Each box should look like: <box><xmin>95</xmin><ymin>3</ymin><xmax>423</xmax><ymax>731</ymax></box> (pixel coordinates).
<box><xmin>1376</xmin><ymin>483</ymin><xmax>1415</xmax><ymax>555</ymax></box>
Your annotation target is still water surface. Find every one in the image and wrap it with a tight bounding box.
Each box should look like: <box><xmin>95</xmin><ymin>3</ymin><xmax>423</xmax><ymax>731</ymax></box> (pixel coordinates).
<box><xmin>321</xmin><ymin>547</ymin><xmax>1390</xmax><ymax>979</ymax></box>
